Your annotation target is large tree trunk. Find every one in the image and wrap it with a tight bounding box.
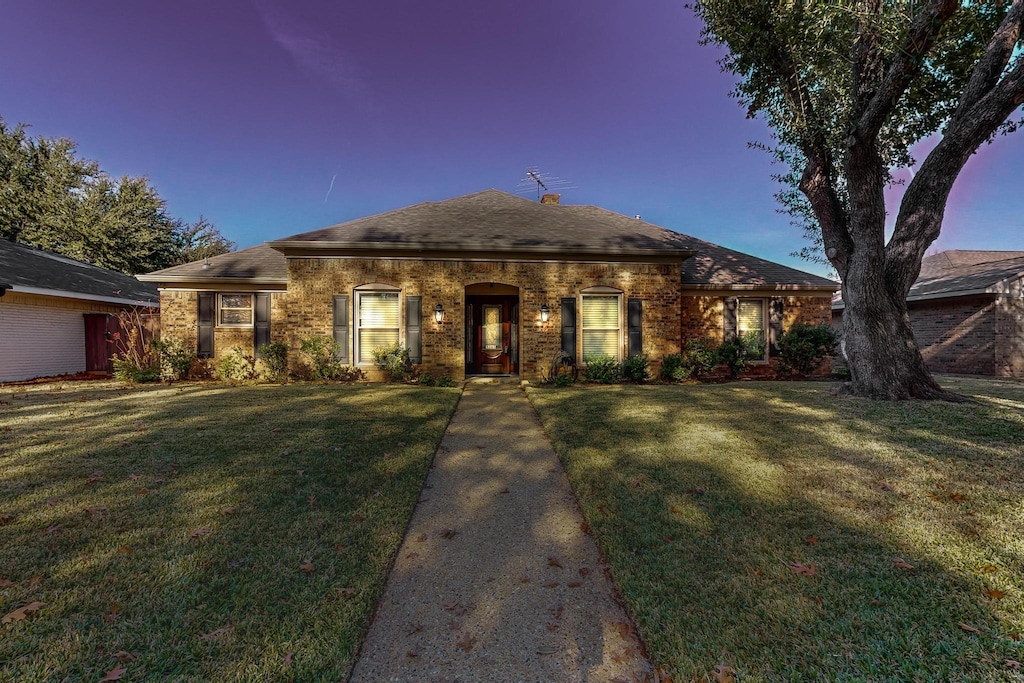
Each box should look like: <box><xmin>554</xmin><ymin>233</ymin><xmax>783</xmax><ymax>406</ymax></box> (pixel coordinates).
<box><xmin>839</xmin><ymin>281</ymin><xmax>949</xmax><ymax>400</ymax></box>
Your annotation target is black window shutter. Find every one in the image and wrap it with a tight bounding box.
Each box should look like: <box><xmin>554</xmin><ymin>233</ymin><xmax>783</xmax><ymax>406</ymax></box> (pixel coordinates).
<box><xmin>769</xmin><ymin>297</ymin><xmax>784</xmax><ymax>356</ymax></box>
<box><xmin>627</xmin><ymin>298</ymin><xmax>642</xmax><ymax>356</ymax></box>
<box><xmin>723</xmin><ymin>297</ymin><xmax>738</xmax><ymax>340</ymax></box>
<box><xmin>254</xmin><ymin>293</ymin><xmax>271</xmax><ymax>355</ymax></box>
<box><xmin>197</xmin><ymin>293</ymin><xmax>215</xmax><ymax>358</ymax></box>
<box><xmin>406</xmin><ymin>296</ymin><xmax>422</xmax><ymax>364</ymax></box>
<box><xmin>560</xmin><ymin>298</ymin><xmax>576</xmax><ymax>360</ymax></box>
<box><xmin>333</xmin><ymin>295</ymin><xmax>349</xmax><ymax>363</ymax></box>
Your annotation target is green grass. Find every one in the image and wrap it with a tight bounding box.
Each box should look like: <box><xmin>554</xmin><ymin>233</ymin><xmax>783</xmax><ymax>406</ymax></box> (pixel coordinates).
<box><xmin>0</xmin><ymin>381</ymin><xmax>459</xmax><ymax>681</ymax></box>
<box><xmin>528</xmin><ymin>376</ymin><xmax>1024</xmax><ymax>681</ymax></box>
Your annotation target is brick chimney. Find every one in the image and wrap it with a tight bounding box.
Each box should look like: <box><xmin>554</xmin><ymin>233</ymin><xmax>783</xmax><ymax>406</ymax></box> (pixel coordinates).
<box><xmin>540</xmin><ymin>193</ymin><xmax>560</xmax><ymax>205</ymax></box>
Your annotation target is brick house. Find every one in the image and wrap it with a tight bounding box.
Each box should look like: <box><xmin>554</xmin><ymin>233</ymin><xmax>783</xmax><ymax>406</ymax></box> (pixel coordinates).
<box><xmin>832</xmin><ymin>250</ymin><xmax>1024</xmax><ymax>377</ymax></box>
<box><xmin>138</xmin><ymin>190</ymin><xmax>837</xmax><ymax>381</ymax></box>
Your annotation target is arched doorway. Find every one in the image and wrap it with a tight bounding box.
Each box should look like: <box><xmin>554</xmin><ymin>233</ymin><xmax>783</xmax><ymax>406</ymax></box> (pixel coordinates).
<box><xmin>465</xmin><ymin>283</ymin><xmax>519</xmax><ymax>375</ymax></box>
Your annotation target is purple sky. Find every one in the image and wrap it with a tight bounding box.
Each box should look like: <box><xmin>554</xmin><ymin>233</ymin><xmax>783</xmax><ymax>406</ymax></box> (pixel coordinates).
<box><xmin>2</xmin><ymin>1</ymin><xmax>1021</xmax><ymax>277</ymax></box>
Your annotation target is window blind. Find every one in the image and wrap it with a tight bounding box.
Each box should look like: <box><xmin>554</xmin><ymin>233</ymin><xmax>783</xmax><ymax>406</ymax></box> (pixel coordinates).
<box><xmin>358</xmin><ymin>292</ymin><xmax>400</xmax><ymax>364</ymax></box>
<box><xmin>582</xmin><ymin>295</ymin><xmax>620</xmax><ymax>360</ymax></box>
<box><xmin>737</xmin><ymin>300</ymin><xmax>765</xmax><ymax>340</ymax></box>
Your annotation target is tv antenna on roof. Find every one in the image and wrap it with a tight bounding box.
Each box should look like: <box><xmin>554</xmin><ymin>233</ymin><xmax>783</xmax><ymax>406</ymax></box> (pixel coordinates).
<box><xmin>515</xmin><ymin>168</ymin><xmax>577</xmax><ymax>201</ymax></box>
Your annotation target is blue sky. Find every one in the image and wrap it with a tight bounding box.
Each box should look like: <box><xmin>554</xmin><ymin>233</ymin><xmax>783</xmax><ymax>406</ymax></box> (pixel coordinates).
<box><xmin>2</xmin><ymin>0</ymin><xmax>1021</xmax><ymax>277</ymax></box>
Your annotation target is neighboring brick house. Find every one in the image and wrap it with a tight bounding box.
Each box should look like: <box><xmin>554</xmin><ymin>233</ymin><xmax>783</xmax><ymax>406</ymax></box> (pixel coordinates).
<box><xmin>832</xmin><ymin>250</ymin><xmax>1024</xmax><ymax>377</ymax></box>
<box><xmin>0</xmin><ymin>239</ymin><xmax>159</xmax><ymax>382</ymax></box>
<box><xmin>138</xmin><ymin>190</ymin><xmax>837</xmax><ymax>381</ymax></box>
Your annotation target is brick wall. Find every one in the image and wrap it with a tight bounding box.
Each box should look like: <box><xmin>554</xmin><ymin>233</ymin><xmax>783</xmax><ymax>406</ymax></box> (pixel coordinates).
<box><xmin>681</xmin><ymin>294</ymin><xmax>832</xmax><ymax>347</ymax></box>
<box><xmin>995</xmin><ymin>278</ymin><xmax>1024</xmax><ymax>378</ymax></box>
<box><xmin>908</xmin><ymin>296</ymin><xmax>997</xmax><ymax>375</ymax></box>
<box><xmin>159</xmin><ymin>290</ymin><xmax>288</xmax><ymax>360</ymax></box>
<box><xmin>284</xmin><ymin>257</ymin><xmax>681</xmax><ymax>381</ymax></box>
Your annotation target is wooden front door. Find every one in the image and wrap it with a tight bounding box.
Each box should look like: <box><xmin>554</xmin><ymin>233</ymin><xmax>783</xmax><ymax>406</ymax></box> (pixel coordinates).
<box><xmin>466</xmin><ymin>295</ymin><xmax>518</xmax><ymax>374</ymax></box>
<box><xmin>83</xmin><ymin>314</ymin><xmax>113</xmax><ymax>373</ymax></box>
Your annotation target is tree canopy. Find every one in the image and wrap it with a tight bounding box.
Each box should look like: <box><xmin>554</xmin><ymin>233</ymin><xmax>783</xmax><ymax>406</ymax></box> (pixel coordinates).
<box><xmin>693</xmin><ymin>0</ymin><xmax>1024</xmax><ymax>399</ymax></box>
<box><xmin>0</xmin><ymin>118</ymin><xmax>234</xmax><ymax>274</ymax></box>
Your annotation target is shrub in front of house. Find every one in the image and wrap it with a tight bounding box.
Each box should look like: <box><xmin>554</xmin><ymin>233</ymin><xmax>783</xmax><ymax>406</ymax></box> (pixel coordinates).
<box><xmin>112</xmin><ymin>357</ymin><xmax>160</xmax><ymax>383</ymax></box>
<box><xmin>372</xmin><ymin>342</ymin><xmax>413</xmax><ymax>382</ymax></box>
<box><xmin>777</xmin><ymin>323</ymin><xmax>838</xmax><ymax>375</ymax></box>
<box><xmin>621</xmin><ymin>354</ymin><xmax>650</xmax><ymax>382</ymax></box>
<box><xmin>717</xmin><ymin>331</ymin><xmax>766</xmax><ymax>378</ymax></box>
<box><xmin>661</xmin><ymin>338</ymin><xmax>720</xmax><ymax>382</ymax></box>
<box><xmin>216</xmin><ymin>347</ymin><xmax>259</xmax><ymax>381</ymax></box>
<box><xmin>257</xmin><ymin>341</ymin><xmax>289</xmax><ymax>382</ymax></box>
<box><xmin>152</xmin><ymin>337</ymin><xmax>196</xmax><ymax>381</ymax></box>
<box><xmin>583</xmin><ymin>355</ymin><xmax>621</xmax><ymax>384</ymax></box>
<box><xmin>297</xmin><ymin>335</ymin><xmax>361</xmax><ymax>381</ymax></box>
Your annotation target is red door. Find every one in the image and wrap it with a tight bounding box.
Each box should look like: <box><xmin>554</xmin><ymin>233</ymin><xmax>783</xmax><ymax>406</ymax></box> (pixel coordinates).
<box><xmin>83</xmin><ymin>314</ymin><xmax>112</xmax><ymax>373</ymax></box>
<box><xmin>466</xmin><ymin>295</ymin><xmax>518</xmax><ymax>374</ymax></box>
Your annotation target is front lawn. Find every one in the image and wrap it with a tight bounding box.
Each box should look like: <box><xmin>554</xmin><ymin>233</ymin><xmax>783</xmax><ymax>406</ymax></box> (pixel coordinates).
<box><xmin>529</xmin><ymin>376</ymin><xmax>1024</xmax><ymax>681</ymax></box>
<box><xmin>0</xmin><ymin>381</ymin><xmax>459</xmax><ymax>681</ymax></box>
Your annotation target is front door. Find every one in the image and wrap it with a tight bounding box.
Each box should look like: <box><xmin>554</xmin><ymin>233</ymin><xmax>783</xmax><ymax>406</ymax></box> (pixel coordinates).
<box><xmin>466</xmin><ymin>295</ymin><xmax>518</xmax><ymax>374</ymax></box>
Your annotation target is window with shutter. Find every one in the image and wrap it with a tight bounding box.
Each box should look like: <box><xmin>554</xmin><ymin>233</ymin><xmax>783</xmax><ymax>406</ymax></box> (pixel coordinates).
<box><xmin>737</xmin><ymin>299</ymin><xmax>768</xmax><ymax>360</ymax></box>
<box><xmin>582</xmin><ymin>294</ymin><xmax>621</xmax><ymax>361</ymax></box>
<box><xmin>356</xmin><ymin>291</ymin><xmax>400</xmax><ymax>365</ymax></box>
<box><xmin>218</xmin><ymin>294</ymin><xmax>253</xmax><ymax>327</ymax></box>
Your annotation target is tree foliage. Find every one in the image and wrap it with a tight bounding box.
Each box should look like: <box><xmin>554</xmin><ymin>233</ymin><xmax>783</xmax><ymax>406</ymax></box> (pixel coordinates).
<box><xmin>0</xmin><ymin>118</ymin><xmax>234</xmax><ymax>274</ymax></box>
<box><xmin>693</xmin><ymin>0</ymin><xmax>1024</xmax><ymax>399</ymax></box>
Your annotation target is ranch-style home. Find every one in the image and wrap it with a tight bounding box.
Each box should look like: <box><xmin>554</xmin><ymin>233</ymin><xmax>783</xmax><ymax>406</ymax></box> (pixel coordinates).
<box><xmin>138</xmin><ymin>190</ymin><xmax>838</xmax><ymax>381</ymax></box>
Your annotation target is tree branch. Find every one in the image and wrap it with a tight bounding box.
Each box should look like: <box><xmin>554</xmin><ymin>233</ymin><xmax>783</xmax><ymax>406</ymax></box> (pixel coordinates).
<box><xmin>954</xmin><ymin>0</ymin><xmax>1024</xmax><ymax>117</ymax></box>
<box><xmin>855</xmin><ymin>0</ymin><xmax>959</xmax><ymax>140</ymax></box>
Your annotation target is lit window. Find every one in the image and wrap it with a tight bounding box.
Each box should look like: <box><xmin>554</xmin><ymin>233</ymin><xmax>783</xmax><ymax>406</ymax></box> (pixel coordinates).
<box><xmin>737</xmin><ymin>299</ymin><xmax>767</xmax><ymax>359</ymax></box>
<box><xmin>582</xmin><ymin>294</ymin><xmax>621</xmax><ymax>361</ymax></box>
<box><xmin>356</xmin><ymin>291</ymin><xmax>400</xmax><ymax>365</ymax></box>
<box><xmin>218</xmin><ymin>294</ymin><xmax>253</xmax><ymax>327</ymax></box>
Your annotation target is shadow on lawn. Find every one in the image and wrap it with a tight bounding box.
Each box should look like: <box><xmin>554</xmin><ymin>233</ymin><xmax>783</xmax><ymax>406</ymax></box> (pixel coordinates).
<box><xmin>0</xmin><ymin>382</ymin><xmax>459</xmax><ymax>681</ymax></box>
<box><xmin>530</xmin><ymin>380</ymin><xmax>1024</xmax><ymax>680</ymax></box>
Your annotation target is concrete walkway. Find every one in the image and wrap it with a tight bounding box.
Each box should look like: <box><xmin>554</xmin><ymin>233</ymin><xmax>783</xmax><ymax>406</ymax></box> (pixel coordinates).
<box><xmin>349</xmin><ymin>379</ymin><xmax>652</xmax><ymax>683</ymax></box>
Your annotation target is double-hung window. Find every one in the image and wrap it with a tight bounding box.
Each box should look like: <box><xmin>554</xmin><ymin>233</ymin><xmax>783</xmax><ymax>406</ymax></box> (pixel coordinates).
<box><xmin>581</xmin><ymin>293</ymin><xmax>621</xmax><ymax>361</ymax></box>
<box><xmin>218</xmin><ymin>294</ymin><xmax>253</xmax><ymax>327</ymax></box>
<box><xmin>356</xmin><ymin>289</ymin><xmax>400</xmax><ymax>365</ymax></box>
<box><xmin>737</xmin><ymin>299</ymin><xmax>768</xmax><ymax>360</ymax></box>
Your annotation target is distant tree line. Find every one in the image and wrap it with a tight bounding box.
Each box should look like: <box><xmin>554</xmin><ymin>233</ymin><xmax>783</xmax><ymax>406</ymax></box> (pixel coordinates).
<box><xmin>0</xmin><ymin>118</ymin><xmax>233</xmax><ymax>275</ymax></box>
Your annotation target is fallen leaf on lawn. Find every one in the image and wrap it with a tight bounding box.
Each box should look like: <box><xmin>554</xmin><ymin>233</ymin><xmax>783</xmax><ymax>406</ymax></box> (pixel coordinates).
<box><xmin>547</xmin><ymin>556</ymin><xmax>563</xmax><ymax>568</ymax></box>
<box><xmin>981</xmin><ymin>563</ymin><xmax>997</xmax><ymax>573</ymax></box>
<box><xmin>712</xmin><ymin>664</ymin><xmax>737</xmax><ymax>683</ymax></box>
<box><xmin>578</xmin><ymin>567</ymin><xmax>590</xmax><ymax>577</ymax></box>
<box><xmin>2</xmin><ymin>601</ymin><xmax>44</xmax><ymax>624</ymax></box>
<box><xmin>805</xmin><ymin>535</ymin><xmax>819</xmax><ymax>546</ymax></box>
<box><xmin>405</xmin><ymin>622</ymin><xmax>423</xmax><ymax>636</ymax></box>
<box><xmin>271</xmin><ymin>428</ymin><xmax>282</xmax><ymax>433</ymax></box>
<box><xmin>415</xmin><ymin>534</ymin><xmax>427</xmax><ymax>542</ymax></box>
<box><xmin>880</xmin><ymin>513</ymin><xmax>895</xmax><ymax>522</ymax></box>
<box><xmin>99</xmin><ymin>664</ymin><xmax>127</xmax><ymax>681</ymax></box>
<box><xmin>117</xmin><ymin>546</ymin><xmax>132</xmax><ymax>555</ymax></box>
<box><xmin>406</xmin><ymin>649</ymin><xmax>419</xmax><ymax>658</ymax></box>
<box><xmin>567</xmin><ymin>581</ymin><xmax>582</xmax><ymax>588</ymax></box>
<box><xmin>284</xmin><ymin>651</ymin><xmax>293</xmax><ymax>666</ymax></box>
<box><xmin>354</xmin><ymin>514</ymin><xmax>364</xmax><ymax>523</ymax></box>
<box><xmin>1006</xmin><ymin>659</ymin><xmax>1021</xmax><ymax>670</ymax></box>
<box><xmin>0</xmin><ymin>578</ymin><xmax>13</xmax><ymax>587</ymax></box>
<box><xmin>541</xmin><ymin>581</ymin><xmax>559</xmax><ymax>588</ymax></box>
<box><xmin>103</xmin><ymin>604</ymin><xmax>121</xmax><ymax>622</ymax></box>
<box><xmin>958</xmin><ymin>622</ymin><xmax>981</xmax><ymax>635</ymax></box>
<box><xmin>337</xmin><ymin>587</ymin><xmax>356</xmax><ymax>598</ymax></box>
<box><xmin>654</xmin><ymin>664</ymin><xmax>675</xmax><ymax>683</ymax></box>
<box><xmin>383</xmin><ymin>452</ymin><xmax>392</xmax><ymax>460</ymax></box>
<box><xmin>580</xmin><ymin>521</ymin><xmax>590</xmax><ymax>533</ymax></box>
<box><xmin>308</xmin><ymin>495</ymin><xmax>316</xmax><ymax>506</ymax></box>
<box><xmin>300</xmin><ymin>560</ymin><xmax>314</xmax><ymax>573</ymax></box>
<box><xmin>190</xmin><ymin>528</ymin><xmax>210</xmax><ymax>538</ymax></box>
<box><xmin>536</xmin><ymin>646</ymin><xmax>557</xmax><ymax>655</ymax></box>
<box><xmin>397</xmin><ymin>441</ymin><xmax>406</xmax><ymax>447</ymax></box>
<box><xmin>136</xmin><ymin>488</ymin><xmax>148</xmax><ymax>495</ymax></box>
<box><xmin>439</xmin><ymin>529</ymin><xmax>457</xmax><ymax>539</ymax></box>
<box><xmin>614</xmin><ymin>621</ymin><xmax>636</xmax><ymax>642</ymax></box>
<box><xmin>548</xmin><ymin>604</ymin><xmax>564</xmax><ymax>620</ymax></box>
<box><xmin>128</xmin><ymin>474</ymin><xmax>142</xmax><ymax>480</ymax></box>
<box><xmin>46</xmin><ymin>498</ymin><xmax>58</xmax><ymax>506</ymax></box>
<box><xmin>0</xmin><ymin>513</ymin><xmax>14</xmax><ymax>525</ymax></box>
<box><xmin>546</xmin><ymin>621</ymin><xmax>559</xmax><ymax>631</ymax></box>
<box><xmin>893</xmin><ymin>557</ymin><xmax>915</xmax><ymax>571</ymax></box>
<box><xmin>789</xmin><ymin>561</ymin><xmax>817</xmax><ymax>576</ymax></box>
<box><xmin>949</xmin><ymin>492</ymin><xmax>966</xmax><ymax>503</ymax></box>
<box><xmin>46</xmin><ymin>525</ymin><xmax>61</xmax><ymax>534</ymax></box>
<box><xmin>334</xmin><ymin>543</ymin><xmax>345</xmax><ymax>551</ymax></box>
<box><xmin>500</xmin><ymin>487</ymin><xmax>509</xmax><ymax>494</ymax></box>
<box><xmin>406</xmin><ymin>552</ymin><xmax>419</xmax><ymax>560</ymax></box>
<box><xmin>27</xmin><ymin>576</ymin><xmax>41</xmax><ymax>588</ymax></box>
<box><xmin>220</xmin><ymin>506</ymin><xmax>237</xmax><ymax>515</ymax></box>
<box><xmin>110</xmin><ymin>651</ymin><xmax>135</xmax><ymax>662</ymax></box>
<box><xmin>455</xmin><ymin>632</ymin><xmax>477</xmax><ymax>652</ymax></box>
<box><xmin>199</xmin><ymin>625</ymin><xmax>233</xmax><ymax>641</ymax></box>
<box><xmin>86</xmin><ymin>472</ymin><xmax>103</xmax><ymax>485</ymax></box>
<box><xmin>84</xmin><ymin>506</ymin><xmax>108</xmax><ymax>515</ymax></box>
<box><xmin>985</xmin><ymin>588</ymin><xmax>1005</xmax><ymax>599</ymax></box>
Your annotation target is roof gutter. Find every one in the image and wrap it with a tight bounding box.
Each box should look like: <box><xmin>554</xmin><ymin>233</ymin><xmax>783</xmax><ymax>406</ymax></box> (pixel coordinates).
<box><xmin>682</xmin><ymin>283</ymin><xmax>839</xmax><ymax>292</ymax></box>
<box><xmin>5</xmin><ymin>284</ymin><xmax>158</xmax><ymax>307</ymax></box>
<box><xmin>135</xmin><ymin>274</ymin><xmax>288</xmax><ymax>285</ymax></box>
<box><xmin>267</xmin><ymin>239</ymin><xmax>697</xmax><ymax>260</ymax></box>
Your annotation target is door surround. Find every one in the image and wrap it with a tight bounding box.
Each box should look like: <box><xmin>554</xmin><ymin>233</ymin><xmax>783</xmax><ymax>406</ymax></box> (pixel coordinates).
<box><xmin>464</xmin><ymin>283</ymin><xmax>519</xmax><ymax>375</ymax></box>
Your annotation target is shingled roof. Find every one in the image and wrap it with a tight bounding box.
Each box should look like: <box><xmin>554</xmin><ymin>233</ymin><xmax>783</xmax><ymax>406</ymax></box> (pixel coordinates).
<box><xmin>137</xmin><ymin>243</ymin><xmax>287</xmax><ymax>284</ymax></box>
<box><xmin>0</xmin><ymin>239</ymin><xmax>158</xmax><ymax>305</ymax></box>
<box><xmin>140</xmin><ymin>189</ymin><xmax>837</xmax><ymax>289</ymax></box>
<box><xmin>833</xmin><ymin>250</ymin><xmax>1024</xmax><ymax>309</ymax></box>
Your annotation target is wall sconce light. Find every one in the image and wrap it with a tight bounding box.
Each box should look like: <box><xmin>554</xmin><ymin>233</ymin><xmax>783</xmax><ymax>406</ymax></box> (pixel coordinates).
<box><xmin>540</xmin><ymin>303</ymin><xmax>550</xmax><ymax>323</ymax></box>
<box><xmin>433</xmin><ymin>303</ymin><xmax>445</xmax><ymax>323</ymax></box>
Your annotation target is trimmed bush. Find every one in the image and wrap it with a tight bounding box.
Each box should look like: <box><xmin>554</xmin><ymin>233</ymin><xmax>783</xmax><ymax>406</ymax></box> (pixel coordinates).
<box><xmin>372</xmin><ymin>342</ymin><xmax>412</xmax><ymax>382</ymax></box>
<box><xmin>717</xmin><ymin>331</ymin><xmax>766</xmax><ymax>378</ymax></box>
<box><xmin>152</xmin><ymin>337</ymin><xmax>195</xmax><ymax>381</ymax></box>
<box><xmin>583</xmin><ymin>355</ymin><xmax>621</xmax><ymax>384</ymax></box>
<box><xmin>621</xmin><ymin>354</ymin><xmax>650</xmax><ymax>382</ymax></box>
<box><xmin>661</xmin><ymin>339</ymin><xmax>720</xmax><ymax>382</ymax></box>
<box><xmin>298</xmin><ymin>336</ymin><xmax>346</xmax><ymax>380</ymax></box>
<box><xmin>777</xmin><ymin>323</ymin><xmax>838</xmax><ymax>375</ymax></box>
<box><xmin>216</xmin><ymin>347</ymin><xmax>259</xmax><ymax>381</ymax></box>
<box><xmin>112</xmin><ymin>357</ymin><xmax>159</xmax><ymax>383</ymax></box>
<box><xmin>257</xmin><ymin>341</ymin><xmax>289</xmax><ymax>382</ymax></box>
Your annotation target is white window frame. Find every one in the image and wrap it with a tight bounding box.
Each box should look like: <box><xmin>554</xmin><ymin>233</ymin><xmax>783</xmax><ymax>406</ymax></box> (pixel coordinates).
<box><xmin>354</xmin><ymin>284</ymin><xmax>402</xmax><ymax>367</ymax></box>
<box><xmin>580</xmin><ymin>288</ymin><xmax>624</xmax><ymax>362</ymax></box>
<box><xmin>217</xmin><ymin>293</ymin><xmax>254</xmax><ymax>328</ymax></box>
<box><xmin>737</xmin><ymin>298</ymin><xmax>769</xmax><ymax>362</ymax></box>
